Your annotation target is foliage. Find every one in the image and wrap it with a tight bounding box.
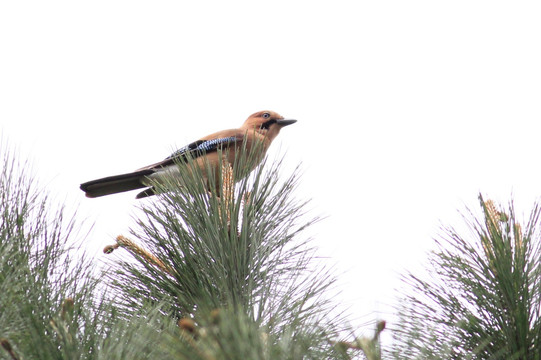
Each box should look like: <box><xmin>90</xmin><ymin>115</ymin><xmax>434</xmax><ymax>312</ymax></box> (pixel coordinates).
<box><xmin>391</xmin><ymin>195</ymin><xmax>541</xmax><ymax>359</ymax></box>
<box><xmin>0</xmin><ymin>144</ymin><xmax>113</xmax><ymax>359</ymax></box>
<box><xmin>106</xmin><ymin>146</ymin><xmax>354</xmax><ymax>358</ymax></box>
<box><xmin>1</xmin><ymin>141</ymin><xmax>363</xmax><ymax>359</ymax></box>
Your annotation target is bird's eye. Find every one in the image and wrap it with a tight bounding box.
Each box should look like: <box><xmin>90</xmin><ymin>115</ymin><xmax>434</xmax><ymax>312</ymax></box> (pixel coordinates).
<box><xmin>262</xmin><ymin>112</ymin><xmax>270</xmax><ymax>119</ymax></box>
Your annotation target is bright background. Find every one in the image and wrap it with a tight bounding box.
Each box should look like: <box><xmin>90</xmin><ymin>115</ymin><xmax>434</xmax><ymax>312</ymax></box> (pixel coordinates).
<box><xmin>1</xmin><ymin>0</ymin><xmax>541</xmax><ymax>340</ymax></box>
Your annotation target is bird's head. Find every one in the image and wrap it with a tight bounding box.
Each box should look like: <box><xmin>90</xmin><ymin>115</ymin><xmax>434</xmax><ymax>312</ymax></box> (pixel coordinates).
<box><xmin>242</xmin><ymin>110</ymin><xmax>297</xmax><ymax>142</ymax></box>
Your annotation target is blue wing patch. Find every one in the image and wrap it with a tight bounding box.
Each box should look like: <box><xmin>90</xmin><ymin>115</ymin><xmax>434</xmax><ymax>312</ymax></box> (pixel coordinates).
<box><xmin>196</xmin><ymin>136</ymin><xmax>239</xmax><ymax>152</ymax></box>
<box><xmin>166</xmin><ymin>136</ymin><xmax>239</xmax><ymax>160</ymax></box>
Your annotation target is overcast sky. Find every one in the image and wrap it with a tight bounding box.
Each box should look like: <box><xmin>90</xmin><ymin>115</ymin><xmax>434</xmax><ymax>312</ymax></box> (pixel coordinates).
<box><xmin>2</xmin><ymin>0</ymin><xmax>541</xmax><ymax>337</ymax></box>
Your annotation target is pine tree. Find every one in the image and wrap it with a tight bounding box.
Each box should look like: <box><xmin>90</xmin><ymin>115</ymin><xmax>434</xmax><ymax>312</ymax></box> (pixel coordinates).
<box><xmin>102</xmin><ymin>146</ymin><xmax>356</xmax><ymax>359</ymax></box>
<box><xmin>0</xmin><ymin>144</ymin><xmax>116</xmax><ymax>359</ymax></box>
<box><xmin>1</xmin><ymin>142</ymin><xmax>377</xmax><ymax>359</ymax></box>
<box><xmin>391</xmin><ymin>195</ymin><xmax>541</xmax><ymax>359</ymax></box>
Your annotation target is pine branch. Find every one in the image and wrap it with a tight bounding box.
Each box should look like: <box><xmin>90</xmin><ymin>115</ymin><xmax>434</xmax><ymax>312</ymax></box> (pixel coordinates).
<box><xmin>1</xmin><ymin>140</ymin><xmax>358</xmax><ymax>359</ymax></box>
<box><xmin>105</xmin><ymin>147</ymin><xmax>351</xmax><ymax>358</ymax></box>
<box><xmin>391</xmin><ymin>194</ymin><xmax>541</xmax><ymax>359</ymax></box>
<box><xmin>0</xmin><ymin>142</ymin><xmax>117</xmax><ymax>359</ymax></box>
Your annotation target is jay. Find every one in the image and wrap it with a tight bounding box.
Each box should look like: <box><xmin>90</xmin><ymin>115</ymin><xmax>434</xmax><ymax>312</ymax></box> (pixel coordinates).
<box><xmin>80</xmin><ymin>110</ymin><xmax>296</xmax><ymax>199</ymax></box>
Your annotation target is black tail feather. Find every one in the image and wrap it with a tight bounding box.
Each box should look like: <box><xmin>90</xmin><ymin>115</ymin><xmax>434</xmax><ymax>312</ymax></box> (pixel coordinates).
<box><xmin>80</xmin><ymin>169</ymin><xmax>154</xmax><ymax>198</ymax></box>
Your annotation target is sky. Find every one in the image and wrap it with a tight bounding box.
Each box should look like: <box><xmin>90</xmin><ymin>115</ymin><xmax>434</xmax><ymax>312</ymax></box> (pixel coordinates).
<box><xmin>1</xmin><ymin>0</ymin><xmax>541</xmax><ymax>340</ymax></box>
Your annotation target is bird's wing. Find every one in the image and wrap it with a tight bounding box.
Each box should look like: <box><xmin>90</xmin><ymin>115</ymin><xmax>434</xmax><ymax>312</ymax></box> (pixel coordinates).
<box><xmin>137</xmin><ymin>133</ymin><xmax>244</xmax><ymax>171</ymax></box>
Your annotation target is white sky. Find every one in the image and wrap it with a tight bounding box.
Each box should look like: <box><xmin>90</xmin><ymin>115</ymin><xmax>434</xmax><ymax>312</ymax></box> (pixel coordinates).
<box><xmin>2</xmin><ymin>0</ymin><xmax>541</xmax><ymax>340</ymax></box>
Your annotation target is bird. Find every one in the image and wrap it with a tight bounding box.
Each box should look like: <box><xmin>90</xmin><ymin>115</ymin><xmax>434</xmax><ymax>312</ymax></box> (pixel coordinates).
<box><xmin>80</xmin><ymin>110</ymin><xmax>296</xmax><ymax>199</ymax></box>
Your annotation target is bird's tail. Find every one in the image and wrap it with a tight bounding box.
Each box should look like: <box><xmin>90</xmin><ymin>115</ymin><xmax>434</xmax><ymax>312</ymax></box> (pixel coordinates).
<box><xmin>80</xmin><ymin>169</ymin><xmax>154</xmax><ymax>198</ymax></box>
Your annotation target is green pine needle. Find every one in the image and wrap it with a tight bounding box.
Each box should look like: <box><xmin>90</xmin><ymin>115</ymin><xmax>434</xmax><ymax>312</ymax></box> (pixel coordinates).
<box><xmin>392</xmin><ymin>194</ymin><xmax>541</xmax><ymax>359</ymax></box>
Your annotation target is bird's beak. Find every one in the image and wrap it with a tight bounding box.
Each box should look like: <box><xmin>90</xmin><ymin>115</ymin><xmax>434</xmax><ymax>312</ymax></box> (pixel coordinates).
<box><xmin>276</xmin><ymin>119</ymin><xmax>297</xmax><ymax>127</ymax></box>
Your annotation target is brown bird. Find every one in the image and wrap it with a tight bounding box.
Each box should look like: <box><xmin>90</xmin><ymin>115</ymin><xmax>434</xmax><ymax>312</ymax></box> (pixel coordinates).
<box><xmin>80</xmin><ymin>110</ymin><xmax>296</xmax><ymax>198</ymax></box>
